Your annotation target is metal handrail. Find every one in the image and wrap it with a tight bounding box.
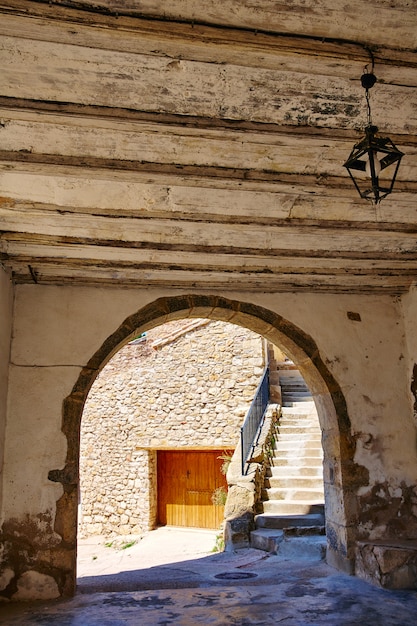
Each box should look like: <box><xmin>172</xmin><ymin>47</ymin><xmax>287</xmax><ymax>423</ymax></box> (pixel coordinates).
<box><xmin>240</xmin><ymin>365</ymin><xmax>270</xmax><ymax>474</ymax></box>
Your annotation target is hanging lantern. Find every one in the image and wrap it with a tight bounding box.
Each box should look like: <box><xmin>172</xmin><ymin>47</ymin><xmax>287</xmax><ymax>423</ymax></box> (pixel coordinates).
<box><xmin>343</xmin><ymin>71</ymin><xmax>404</xmax><ymax>203</ymax></box>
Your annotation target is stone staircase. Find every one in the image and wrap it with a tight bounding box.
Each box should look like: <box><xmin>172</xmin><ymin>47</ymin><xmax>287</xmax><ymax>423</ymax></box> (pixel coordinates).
<box><xmin>251</xmin><ymin>369</ymin><xmax>326</xmax><ymax>560</ymax></box>
<box><xmin>279</xmin><ymin>368</ymin><xmax>313</xmax><ymax>407</ymax></box>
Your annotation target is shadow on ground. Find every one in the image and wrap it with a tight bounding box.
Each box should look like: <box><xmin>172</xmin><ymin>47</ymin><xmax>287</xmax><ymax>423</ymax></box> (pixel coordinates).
<box><xmin>2</xmin><ymin>528</ymin><xmax>417</xmax><ymax>625</ymax></box>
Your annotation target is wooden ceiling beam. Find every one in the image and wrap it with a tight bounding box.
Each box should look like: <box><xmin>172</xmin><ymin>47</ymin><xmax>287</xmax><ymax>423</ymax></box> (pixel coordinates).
<box><xmin>1</xmin><ymin>0</ymin><xmax>417</xmax><ymax>62</ymax></box>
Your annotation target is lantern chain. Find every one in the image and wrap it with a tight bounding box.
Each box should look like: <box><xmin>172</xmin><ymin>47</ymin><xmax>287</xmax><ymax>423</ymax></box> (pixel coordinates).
<box><xmin>365</xmin><ymin>88</ymin><xmax>372</xmax><ymax>127</ymax></box>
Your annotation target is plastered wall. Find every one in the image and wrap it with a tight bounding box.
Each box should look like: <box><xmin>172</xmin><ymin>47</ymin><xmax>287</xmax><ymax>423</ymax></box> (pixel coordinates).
<box><xmin>0</xmin><ymin>266</ymin><xmax>13</xmax><ymax>523</ymax></box>
<box><xmin>7</xmin><ymin>286</ymin><xmax>415</xmax><ymax>518</ymax></box>
<box><xmin>1</xmin><ymin>284</ymin><xmax>417</xmax><ymax>598</ymax></box>
<box><xmin>271</xmin><ymin>292</ymin><xmax>417</xmax><ymax>487</ymax></box>
<box><xmin>402</xmin><ymin>286</ymin><xmax>417</xmax><ymax>424</ymax></box>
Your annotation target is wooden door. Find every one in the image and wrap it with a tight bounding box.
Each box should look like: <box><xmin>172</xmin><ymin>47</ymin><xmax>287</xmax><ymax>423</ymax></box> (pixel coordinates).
<box><xmin>157</xmin><ymin>450</ymin><xmax>231</xmax><ymax>529</ymax></box>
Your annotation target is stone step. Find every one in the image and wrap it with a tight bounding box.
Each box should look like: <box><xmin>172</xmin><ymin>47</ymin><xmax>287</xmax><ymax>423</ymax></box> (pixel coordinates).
<box><xmin>281</xmin><ymin>402</ymin><xmax>315</xmax><ymax>408</ymax></box>
<box><xmin>278</xmin><ymin>535</ymin><xmax>327</xmax><ymax>560</ymax></box>
<box><xmin>281</xmin><ymin>394</ymin><xmax>311</xmax><ymax>401</ymax></box>
<box><xmin>275</xmin><ymin>428</ymin><xmax>320</xmax><ymax>435</ymax></box>
<box><xmin>277</xmin><ymin>425</ymin><xmax>321</xmax><ymax>435</ymax></box>
<box><xmin>277</xmin><ymin>420</ymin><xmax>320</xmax><ymax>426</ymax></box>
<box><xmin>251</xmin><ymin>528</ymin><xmax>284</xmax><ymax>553</ymax></box>
<box><xmin>262</xmin><ymin>500</ymin><xmax>325</xmax><ymax>515</ymax></box>
<box><xmin>281</xmin><ymin>400</ymin><xmax>316</xmax><ymax>416</ymax></box>
<box><xmin>281</xmin><ymin>387</ymin><xmax>313</xmax><ymax>402</ymax></box>
<box><xmin>280</xmin><ymin>409</ymin><xmax>316</xmax><ymax>416</ymax></box>
<box><xmin>274</xmin><ymin>447</ymin><xmax>322</xmax><ymax>456</ymax></box>
<box><xmin>265</xmin><ymin>475</ymin><xmax>324</xmax><ymax>489</ymax></box>
<box><xmin>250</xmin><ymin>530</ymin><xmax>326</xmax><ymax>559</ymax></box>
<box><xmin>271</xmin><ymin>453</ymin><xmax>323</xmax><ymax>462</ymax></box>
<box><xmin>263</xmin><ymin>487</ymin><xmax>325</xmax><ymax>501</ymax></box>
<box><xmin>280</xmin><ymin>412</ymin><xmax>318</xmax><ymax>416</ymax></box>
<box><xmin>282</xmin><ymin>391</ymin><xmax>312</xmax><ymax>398</ymax></box>
<box><xmin>270</xmin><ymin>455</ymin><xmax>323</xmax><ymax>467</ymax></box>
<box><xmin>276</xmin><ymin>424</ymin><xmax>321</xmax><ymax>434</ymax></box>
<box><xmin>255</xmin><ymin>511</ymin><xmax>325</xmax><ymax>530</ymax></box>
<box><xmin>273</xmin><ymin>433</ymin><xmax>322</xmax><ymax>444</ymax></box>
<box><xmin>280</xmin><ymin>371</ymin><xmax>306</xmax><ymax>377</ymax></box>
<box><xmin>279</xmin><ymin>423</ymin><xmax>316</xmax><ymax>429</ymax></box>
<box><xmin>281</xmin><ymin>391</ymin><xmax>311</xmax><ymax>406</ymax></box>
<box><xmin>274</xmin><ymin>433</ymin><xmax>322</xmax><ymax>441</ymax></box>
<box><xmin>273</xmin><ymin>438</ymin><xmax>322</xmax><ymax>448</ymax></box>
<box><xmin>283</xmin><ymin>525</ymin><xmax>326</xmax><ymax>537</ymax></box>
<box><xmin>279</xmin><ymin>370</ymin><xmax>305</xmax><ymax>377</ymax></box>
<box><xmin>272</xmin><ymin>455</ymin><xmax>322</xmax><ymax>465</ymax></box>
<box><xmin>278</xmin><ymin>415</ymin><xmax>319</xmax><ymax>422</ymax></box>
<box><xmin>283</xmin><ymin>402</ymin><xmax>312</xmax><ymax>407</ymax></box>
<box><xmin>280</xmin><ymin>408</ymin><xmax>316</xmax><ymax>416</ymax></box>
<box><xmin>274</xmin><ymin>448</ymin><xmax>322</xmax><ymax>456</ymax></box>
<box><xmin>268</xmin><ymin>465</ymin><xmax>323</xmax><ymax>478</ymax></box>
<box><xmin>277</xmin><ymin>420</ymin><xmax>321</xmax><ymax>437</ymax></box>
<box><xmin>271</xmin><ymin>440</ymin><xmax>323</xmax><ymax>450</ymax></box>
<box><xmin>270</xmin><ymin>461</ymin><xmax>323</xmax><ymax>471</ymax></box>
<box><xmin>273</xmin><ymin>448</ymin><xmax>322</xmax><ymax>458</ymax></box>
<box><xmin>271</xmin><ymin>446</ymin><xmax>323</xmax><ymax>458</ymax></box>
<box><xmin>259</xmin><ymin>376</ymin><xmax>325</xmax><ymax>550</ymax></box>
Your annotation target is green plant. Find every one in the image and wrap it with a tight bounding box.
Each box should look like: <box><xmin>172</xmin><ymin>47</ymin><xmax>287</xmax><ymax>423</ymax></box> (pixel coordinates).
<box><xmin>211</xmin><ymin>531</ymin><xmax>225</xmax><ymax>553</ymax></box>
<box><xmin>217</xmin><ymin>451</ymin><xmax>233</xmax><ymax>476</ymax></box>
<box><xmin>212</xmin><ymin>532</ymin><xmax>224</xmax><ymax>552</ymax></box>
<box><xmin>104</xmin><ymin>541</ymin><xmax>114</xmax><ymax>548</ymax></box>
<box><xmin>120</xmin><ymin>540</ymin><xmax>137</xmax><ymax>550</ymax></box>
<box><xmin>211</xmin><ymin>486</ymin><xmax>227</xmax><ymax>506</ymax></box>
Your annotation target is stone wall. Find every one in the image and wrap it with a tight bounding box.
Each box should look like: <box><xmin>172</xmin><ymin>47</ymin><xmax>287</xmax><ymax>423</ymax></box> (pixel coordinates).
<box><xmin>79</xmin><ymin>320</ymin><xmax>265</xmax><ymax>537</ymax></box>
<box><xmin>224</xmin><ymin>404</ymin><xmax>281</xmax><ymax>550</ymax></box>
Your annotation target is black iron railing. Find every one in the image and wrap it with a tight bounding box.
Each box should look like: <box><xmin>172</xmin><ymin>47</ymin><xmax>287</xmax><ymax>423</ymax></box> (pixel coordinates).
<box><xmin>240</xmin><ymin>365</ymin><xmax>269</xmax><ymax>474</ymax></box>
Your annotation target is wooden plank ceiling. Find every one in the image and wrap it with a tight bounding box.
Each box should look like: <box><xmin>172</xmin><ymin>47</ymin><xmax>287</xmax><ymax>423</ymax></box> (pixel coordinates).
<box><xmin>0</xmin><ymin>0</ymin><xmax>417</xmax><ymax>293</ymax></box>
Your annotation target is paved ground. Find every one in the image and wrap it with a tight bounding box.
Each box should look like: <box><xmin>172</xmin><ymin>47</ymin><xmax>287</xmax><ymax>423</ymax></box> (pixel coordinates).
<box><xmin>2</xmin><ymin>527</ymin><xmax>417</xmax><ymax>625</ymax></box>
<box><xmin>77</xmin><ymin>526</ymin><xmax>221</xmax><ymax>591</ymax></box>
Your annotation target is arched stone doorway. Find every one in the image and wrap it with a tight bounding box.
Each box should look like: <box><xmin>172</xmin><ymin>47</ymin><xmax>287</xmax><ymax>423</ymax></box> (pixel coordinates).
<box><xmin>49</xmin><ymin>294</ymin><xmax>364</xmax><ymax>595</ymax></box>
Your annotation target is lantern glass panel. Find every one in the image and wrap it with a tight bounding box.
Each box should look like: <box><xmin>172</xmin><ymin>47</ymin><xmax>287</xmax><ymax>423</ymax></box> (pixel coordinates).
<box><xmin>344</xmin><ymin>129</ymin><xmax>404</xmax><ymax>203</ymax></box>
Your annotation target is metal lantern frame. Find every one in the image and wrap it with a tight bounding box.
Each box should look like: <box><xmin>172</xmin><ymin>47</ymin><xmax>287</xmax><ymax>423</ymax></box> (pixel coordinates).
<box><xmin>343</xmin><ymin>70</ymin><xmax>404</xmax><ymax>204</ymax></box>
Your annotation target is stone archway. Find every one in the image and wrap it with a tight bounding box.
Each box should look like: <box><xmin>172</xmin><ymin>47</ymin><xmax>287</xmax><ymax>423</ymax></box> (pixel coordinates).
<box><xmin>49</xmin><ymin>295</ymin><xmax>367</xmax><ymax>595</ymax></box>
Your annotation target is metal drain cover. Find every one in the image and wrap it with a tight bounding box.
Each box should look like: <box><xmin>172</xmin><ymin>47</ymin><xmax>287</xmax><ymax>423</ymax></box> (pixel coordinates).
<box><xmin>214</xmin><ymin>572</ymin><xmax>258</xmax><ymax>580</ymax></box>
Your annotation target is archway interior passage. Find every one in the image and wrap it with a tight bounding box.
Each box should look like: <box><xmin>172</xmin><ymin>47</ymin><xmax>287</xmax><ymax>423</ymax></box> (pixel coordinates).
<box><xmin>52</xmin><ymin>294</ymin><xmax>354</xmax><ymax>597</ymax></box>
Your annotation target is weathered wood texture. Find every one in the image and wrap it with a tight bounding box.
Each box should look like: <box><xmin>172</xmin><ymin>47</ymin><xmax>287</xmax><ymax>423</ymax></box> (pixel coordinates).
<box><xmin>0</xmin><ymin>0</ymin><xmax>416</xmax><ymax>292</ymax></box>
<box><xmin>157</xmin><ymin>450</ymin><xmax>229</xmax><ymax>529</ymax></box>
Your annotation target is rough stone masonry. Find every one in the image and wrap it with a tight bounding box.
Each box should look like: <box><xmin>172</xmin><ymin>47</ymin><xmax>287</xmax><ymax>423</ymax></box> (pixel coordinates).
<box><xmin>79</xmin><ymin>320</ymin><xmax>265</xmax><ymax>537</ymax></box>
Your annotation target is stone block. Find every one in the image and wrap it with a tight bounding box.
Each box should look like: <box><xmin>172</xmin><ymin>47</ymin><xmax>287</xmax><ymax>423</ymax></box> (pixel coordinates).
<box><xmin>224</xmin><ymin>512</ymin><xmax>254</xmax><ymax>550</ymax></box>
<box><xmin>250</xmin><ymin>528</ymin><xmax>284</xmax><ymax>553</ymax></box>
<box><xmin>355</xmin><ymin>540</ymin><xmax>417</xmax><ymax>589</ymax></box>
<box><xmin>278</xmin><ymin>535</ymin><xmax>327</xmax><ymax>560</ymax></box>
<box><xmin>12</xmin><ymin>571</ymin><xmax>60</xmax><ymax>601</ymax></box>
<box><xmin>0</xmin><ymin>568</ymin><xmax>14</xmax><ymax>592</ymax></box>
